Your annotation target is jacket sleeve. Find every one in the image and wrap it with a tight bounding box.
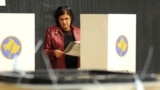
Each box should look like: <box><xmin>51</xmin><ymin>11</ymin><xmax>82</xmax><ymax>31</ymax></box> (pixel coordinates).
<box><xmin>42</xmin><ymin>28</ymin><xmax>56</xmax><ymax>61</ymax></box>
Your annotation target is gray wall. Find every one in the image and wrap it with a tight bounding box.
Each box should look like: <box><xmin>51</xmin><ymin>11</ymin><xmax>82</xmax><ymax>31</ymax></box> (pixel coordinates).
<box><xmin>0</xmin><ymin>0</ymin><xmax>160</xmax><ymax>73</ymax></box>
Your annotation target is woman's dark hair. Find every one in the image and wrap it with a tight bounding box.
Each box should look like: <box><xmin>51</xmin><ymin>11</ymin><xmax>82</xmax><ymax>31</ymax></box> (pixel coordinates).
<box><xmin>54</xmin><ymin>6</ymin><xmax>74</xmax><ymax>26</ymax></box>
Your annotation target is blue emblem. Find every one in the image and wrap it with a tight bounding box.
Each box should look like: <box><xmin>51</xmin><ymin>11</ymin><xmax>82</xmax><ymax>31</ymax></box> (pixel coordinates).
<box><xmin>1</xmin><ymin>36</ymin><xmax>21</xmax><ymax>59</ymax></box>
<box><xmin>116</xmin><ymin>35</ymin><xmax>128</xmax><ymax>56</ymax></box>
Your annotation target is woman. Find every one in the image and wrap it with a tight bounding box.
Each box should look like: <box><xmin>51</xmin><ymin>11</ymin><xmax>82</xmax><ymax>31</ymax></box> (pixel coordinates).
<box><xmin>43</xmin><ymin>6</ymin><xmax>80</xmax><ymax>69</ymax></box>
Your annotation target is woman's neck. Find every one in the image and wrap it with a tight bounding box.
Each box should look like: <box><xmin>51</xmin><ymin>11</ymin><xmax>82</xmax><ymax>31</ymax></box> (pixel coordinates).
<box><xmin>61</xmin><ymin>26</ymin><xmax>72</xmax><ymax>32</ymax></box>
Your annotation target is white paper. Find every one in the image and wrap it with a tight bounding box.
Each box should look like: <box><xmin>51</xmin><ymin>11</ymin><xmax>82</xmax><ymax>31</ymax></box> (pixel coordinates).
<box><xmin>0</xmin><ymin>0</ymin><xmax>5</xmax><ymax>6</ymax></box>
<box><xmin>64</xmin><ymin>41</ymin><xmax>80</xmax><ymax>56</ymax></box>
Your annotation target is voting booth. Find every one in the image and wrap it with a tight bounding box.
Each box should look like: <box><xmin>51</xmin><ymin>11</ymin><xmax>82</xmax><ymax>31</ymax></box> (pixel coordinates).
<box><xmin>0</xmin><ymin>13</ymin><xmax>35</xmax><ymax>72</ymax></box>
<box><xmin>80</xmin><ymin>14</ymin><xmax>136</xmax><ymax>73</ymax></box>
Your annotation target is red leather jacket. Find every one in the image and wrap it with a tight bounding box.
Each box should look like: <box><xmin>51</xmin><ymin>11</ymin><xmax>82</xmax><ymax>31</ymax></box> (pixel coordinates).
<box><xmin>43</xmin><ymin>25</ymin><xmax>80</xmax><ymax>69</ymax></box>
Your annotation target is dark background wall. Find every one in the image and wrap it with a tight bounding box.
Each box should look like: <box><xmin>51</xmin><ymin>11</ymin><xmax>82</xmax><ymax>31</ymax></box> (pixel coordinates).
<box><xmin>0</xmin><ymin>0</ymin><xmax>160</xmax><ymax>73</ymax></box>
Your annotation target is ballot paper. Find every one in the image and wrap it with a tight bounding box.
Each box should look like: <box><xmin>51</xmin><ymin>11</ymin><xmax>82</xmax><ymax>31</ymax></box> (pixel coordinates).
<box><xmin>64</xmin><ymin>41</ymin><xmax>80</xmax><ymax>56</ymax></box>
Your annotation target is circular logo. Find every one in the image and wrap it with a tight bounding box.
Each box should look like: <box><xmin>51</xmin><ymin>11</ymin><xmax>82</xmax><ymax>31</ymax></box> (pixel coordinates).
<box><xmin>116</xmin><ymin>35</ymin><xmax>128</xmax><ymax>56</ymax></box>
<box><xmin>1</xmin><ymin>36</ymin><xmax>21</xmax><ymax>59</ymax></box>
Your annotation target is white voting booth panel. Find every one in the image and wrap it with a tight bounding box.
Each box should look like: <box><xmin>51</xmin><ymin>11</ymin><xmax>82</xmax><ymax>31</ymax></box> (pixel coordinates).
<box><xmin>0</xmin><ymin>0</ymin><xmax>5</xmax><ymax>6</ymax></box>
<box><xmin>80</xmin><ymin>14</ymin><xmax>136</xmax><ymax>73</ymax></box>
<box><xmin>0</xmin><ymin>13</ymin><xmax>35</xmax><ymax>72</ymax></box>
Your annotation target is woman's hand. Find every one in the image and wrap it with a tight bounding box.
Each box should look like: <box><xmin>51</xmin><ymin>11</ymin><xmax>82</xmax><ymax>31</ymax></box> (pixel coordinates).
<box><xmin>53</xmin><ymin>49</ymin><xmax>64</xmax><ymax>58</ymax></box>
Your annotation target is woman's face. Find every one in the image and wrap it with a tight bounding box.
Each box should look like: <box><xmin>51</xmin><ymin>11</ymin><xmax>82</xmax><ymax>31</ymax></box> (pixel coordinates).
<box><xmin>58</xmin><ymin>14</ymin><xmax>71</xmax><ymax>31</ymax></box>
